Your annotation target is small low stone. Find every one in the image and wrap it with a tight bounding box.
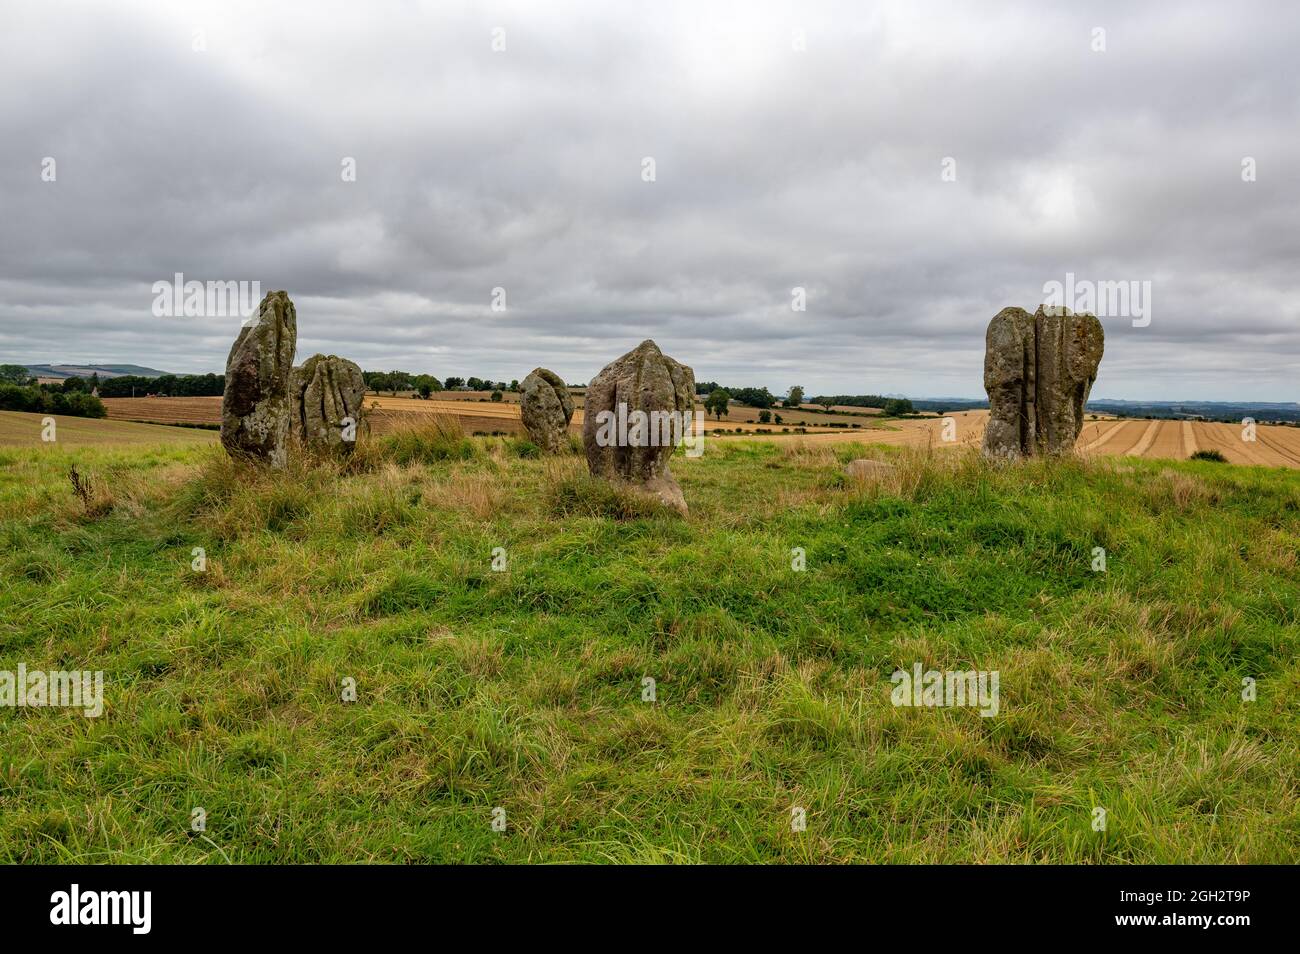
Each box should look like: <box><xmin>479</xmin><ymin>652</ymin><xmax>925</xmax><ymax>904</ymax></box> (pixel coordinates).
<box><xmin>519</xmin><ymin>367</ymin><xmax>574</xmax><ymax>454</ymax></box>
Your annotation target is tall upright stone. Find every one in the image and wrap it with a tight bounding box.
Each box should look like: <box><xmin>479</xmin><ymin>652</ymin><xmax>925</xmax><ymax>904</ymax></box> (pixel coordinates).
<box><xmin>290</xmin><ymin>354</ymin><xmax>367</xmax><ymax>455</ymax></box>
<box><xmin>519</xmin><ymin>367</ymin><xmax>574</xmax><ymax>454</ymax></box>
<box><xmin>982</xmin><ymin>306</ymin><xmax>1038</xmax><ymax>460</ymax></box>
<box><xmin>1035</xmin><ymin>306</ymin><xmax>1105</xmax><ymax>455</ymax></box>
<box><xmin>582</xmin><ymin>339</ymin><xmax>696</xmax><ymax>515</ymax></box>
<box><xmin>221</xmin><ymin>290</ymin><xmax>297</xmax><ymax>467</ymax></box>
<box><xmin>982</xmin><ymin>305</ymin><xmax>1103</xmax><ymax>460</ymax></box>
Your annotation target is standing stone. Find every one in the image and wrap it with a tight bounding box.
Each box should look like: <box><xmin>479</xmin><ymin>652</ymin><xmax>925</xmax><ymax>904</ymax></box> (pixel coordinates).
<box><xmin>221</xmin><ymin>290</ymin><xmax>297</xmax><ymax>467</ymax></box>
<box><xmin>982</xmin><ymin>305</ymin><xmax>1103</xmax><ymax>459</ymax></box>
<box><xmin>982</xmin><ymin>306</ymin><xmax>1038</xmax><ymax>460</ymax></box>
<box><xmin>582</xmin><ymin>339</ymin><xmax>696</xmax><ymax>515</ymax></box>
<box><xmin>1035</xmin><ymin>306</ymin><xmax>1105</xmax><ymax>455</ymax></box>
<box><xmin>519</xmin><ymin>367</ymin><xmax>574</xmax><ymax>454</ymax></box>
<box><xmin>290</xmin><ymin>354</ymin><xmax>367</xmax><ymax>455</ymax></box>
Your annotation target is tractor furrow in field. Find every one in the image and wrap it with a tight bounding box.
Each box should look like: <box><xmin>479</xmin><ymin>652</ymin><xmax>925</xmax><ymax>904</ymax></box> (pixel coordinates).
<box><xmin>1078</xmin><ymin>420</ymin><xmax>1125</xmax><ymax>453</ymax></box>
<box><xmin>1125</xmin><ymin>420</ymin><xmax>1161</xmax><ymax>458</ymax></box>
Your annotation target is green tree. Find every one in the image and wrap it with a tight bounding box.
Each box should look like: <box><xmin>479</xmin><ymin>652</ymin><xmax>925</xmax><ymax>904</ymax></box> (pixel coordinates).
<box><xmin>758</xmin><ymin>410</ymin><xmax>771</xmax><ymax>424</ymax></box>
<box><xmin>705</xmin><ymin>388</ymin><xmax>731</xmax><ymax>420</ymax></box>
<box><xmin>785</xmin><ymin>385</ymin><xmax>804</xmax><ymax>407</ymax></box>
<box><xmin>490</xmin><ymin>389</ymin><xmax>503</xmax><ymax>402</ymax></box>
<box><xmin>411</xmin><ymin>374</ymin><xmax>441</xmax><ymax>397</ymax></box>
<box><xmin>731</xmin><ymin>386</ymin><xmax>775</xmax><ymax>409</ymax></box>
<box><xmin>0</xmin><ymin>365</ymin><xmax>32</xmax><ymax>386</ymax></box>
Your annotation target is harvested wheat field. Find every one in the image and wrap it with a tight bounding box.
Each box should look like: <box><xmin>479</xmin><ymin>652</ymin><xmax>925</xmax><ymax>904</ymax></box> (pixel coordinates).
<box><xmin>365</xmin><ymin>396</ymin><xmax>529</xmax><ymax>436</ymax></box>
<box><xmin>98</xmin><ymin>396</ymin><xmax>1300</xmax><ymax>467</ymax></box>
<box><xmin>744</xmin><ymin>410</ymin><xmax>1300</xmax><ymax>468</ymax></box>
<box><xmin>0</xmin><ymin>410</ymin><xmax>217</xmax><ymax>448</ymax></box>
<box><xmin>104</xmin><ymin>394</ymin><xmax>531</xmax><ymax>437</ymax></box>
<box><xmin>104</xmin><ymin>393</ymin><xmax>878</xmax><ymax>437</ymax></box>
<box><xmin>102</xmin><ymin>396</ymin><xmax>223</xmax><ymax>427</ymax></box>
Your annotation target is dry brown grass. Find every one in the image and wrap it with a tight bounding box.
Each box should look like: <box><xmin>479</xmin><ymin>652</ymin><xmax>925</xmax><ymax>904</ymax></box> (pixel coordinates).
<box><xmin>779</xmin><ymin>442</ymin><xmax>839</xmax><ymax>467</ymax></box>
<box><xmin>422</xmin><ymin>470</ymin><xmax>503</xmax><ymax>520</ymax></box>
<box><xmin>1147</xmin><ymin>468</ymin><xmax>1218</xmax><ymax>511</ymax></box>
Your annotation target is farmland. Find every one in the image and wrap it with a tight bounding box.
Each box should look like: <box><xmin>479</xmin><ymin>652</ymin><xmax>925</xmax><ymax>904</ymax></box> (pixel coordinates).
<box><xmin>100</xmin><ymin>397</ymin><xmax>223</xmax><ymax>429</ymax></box>
<box><xmin>104</xmin><ymin>393</ymin><xmax>896</xmax><ymax>439</ymax></box>
<box><xmin>96</xmin><ymin>396</ymin><xmax>1300</xmax><ymax>467</ymax></box>
<box><xmin>0</xmin><ymin>410</ymin><xmax>217</xmax><ymax>449</ymax></box>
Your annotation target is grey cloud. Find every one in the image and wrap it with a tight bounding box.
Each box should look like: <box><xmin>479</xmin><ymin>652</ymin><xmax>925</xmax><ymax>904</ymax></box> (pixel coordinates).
<box><xmin>1</xmin><ymin>0</ymin><xmax>1297</xmax><ymax>399</ymax></box>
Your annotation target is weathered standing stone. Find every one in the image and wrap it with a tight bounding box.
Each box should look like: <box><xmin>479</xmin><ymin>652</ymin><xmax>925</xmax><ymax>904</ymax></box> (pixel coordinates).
<box><xmin>221</xmin><ymin>290</ymin><xmax>297</xmax><ymax>467</ymax></box>
<box><xmin>1035</xmin><ymin>306</ymin><xmax>1105</xmax><ymax>455</ymax></box>
<box><xmin>519</xmin><ymin>368</ymin><xmax>574</xmax><ymax>454</ymax></box>
<box><xmin>582</xmin><ymin>340</ymin><xmax>696</xmax><ymax>515</ymax></box>
<box><xmin>982</xmin><ymin>306</ymin><xmax>1038</xmax><ymax>460</ymax></box>
<box><xmin>981</xmin><ymin>305</ymin><xmax>1103</xmax><ymax>460</ymax></box>
<box><xmin>290</xmin><ymin>354</ymin><xmax>367</xmax><ymax>455</ymax></box>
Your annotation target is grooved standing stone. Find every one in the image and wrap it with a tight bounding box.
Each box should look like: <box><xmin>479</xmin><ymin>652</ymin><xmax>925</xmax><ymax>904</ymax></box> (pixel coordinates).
<box><xmin>221</xmin><ymin>290</ymin><xmax>297</xmax><ymax>468</ymax></box>
<box><xmin>519</xmin><ymin>367</ymin><xmax>574</xmax><ymax>454</ymax></box>
<box><xmin>290</xmin><ymin>354</ymin><xmax>367</xmax><ymax>454</ymax></box>
<box><xmin>982</xmin><ymin>305</ymin><xmax>1103</xmax><ymax>460</ymax></box>
<box><xmin>982</xmin><ymin>306</ymin><xmax>1038</xmax><ymax>460</ymax></box>
<box><xmin>582</xmin><ymin>339</ymin><xmax>696</xmax><ymax>515</ymax></box>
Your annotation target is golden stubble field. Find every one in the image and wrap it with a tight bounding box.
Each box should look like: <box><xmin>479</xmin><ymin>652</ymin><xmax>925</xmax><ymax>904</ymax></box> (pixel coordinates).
<box><xmin>0</xmin><ymin>410</ymin><xmax>217</xmax><ymax>448</ymax></box>
<box><xmin>90</xmin><ymin>396</ymin><xmax>1300</xmax><ymax>467</ymax></box>
<box><xmin>103</xmin><ymin>394</ymin><xmax>883</xmax><ymax>437</ymax></box>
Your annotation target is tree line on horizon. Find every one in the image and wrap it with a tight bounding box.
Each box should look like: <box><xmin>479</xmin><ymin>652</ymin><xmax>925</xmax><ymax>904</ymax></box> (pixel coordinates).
<box><xmin>2</xmin><ymin>361</ymin><xmax>917</xmax><ymax>422</ymax></box>
<box><xmin>694</xmin><ymin>381</ymin><xmax>915</xmax><ymax>419</ymax></box>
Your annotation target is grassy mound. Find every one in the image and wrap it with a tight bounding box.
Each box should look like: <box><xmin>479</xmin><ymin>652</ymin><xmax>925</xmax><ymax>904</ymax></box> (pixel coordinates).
<box><xmin>0</xmin><ymin>429</ymin><xmax>1296</xmax><ymax>862</ymax></box>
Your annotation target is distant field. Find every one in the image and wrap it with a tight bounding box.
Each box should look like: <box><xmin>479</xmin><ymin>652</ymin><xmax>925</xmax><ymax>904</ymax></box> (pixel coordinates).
<box><xmin>0</xmin><ymin>410</ymin><xmax>217</xmax><ymax>448</ymax></box>
<box><xmin>796</xmin><ymin>402</ymin><xmax>884</xmax><ymax>415</ymax></box>
<box><xmin>105</xmin><ymin>393</ymin><xmax>913</xmax><ymax>437</ymax></box>
<box><xmin>747</xmin><ymin>410</ymin><xmax>1300</xmax><ymax>468</ymax></box>
<box><xmin>102</xmin><ymin>396</ymin><xmax>223</xmax><ymax>428</ymax></box>
<box><xmin>94</xmin><ymin>397</ymin><xmax>1300</xmax><ymax>467</ymax></box>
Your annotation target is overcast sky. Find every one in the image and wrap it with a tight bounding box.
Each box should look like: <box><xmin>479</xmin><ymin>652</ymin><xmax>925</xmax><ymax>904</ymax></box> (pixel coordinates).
<box><xmin>2</xmin><ymin>1</ymin><xmax>1297</xmax><ymax>399</ymax></box>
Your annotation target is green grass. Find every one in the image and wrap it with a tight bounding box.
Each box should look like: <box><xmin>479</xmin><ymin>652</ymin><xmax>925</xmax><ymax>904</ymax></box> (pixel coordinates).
<box><xmin>1</xmin><ymin>428</ymin><xmax>1297</xmax><ymax>863</ymax></box>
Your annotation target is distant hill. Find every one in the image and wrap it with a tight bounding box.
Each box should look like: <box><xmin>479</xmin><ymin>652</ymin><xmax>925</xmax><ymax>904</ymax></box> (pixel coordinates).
<box><xmin>1087</xmin><ymin>399</ymin><xmax>1300</xmax><ymax>424</ymax></box>
<box><xmin>908</xmin><ymin>397</ymin><xmax>1300</xmax><ymax>424</ymax></box>
<box><xmin>23</xmin><ymin>363</ymin><xmax>172</xmax><ymax>380</ymax></box>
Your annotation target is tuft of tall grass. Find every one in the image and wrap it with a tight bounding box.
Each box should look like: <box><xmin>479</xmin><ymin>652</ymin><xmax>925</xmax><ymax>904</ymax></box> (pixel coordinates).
<box><xmin>549</xmin><ymin>472</ymin><xmax>678</xmax><ymax>520</ymax></box>
<box><xmin>380</xmin><ymin>414</ymin><xmax>478</xmax><ymax>465</ymax></box>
